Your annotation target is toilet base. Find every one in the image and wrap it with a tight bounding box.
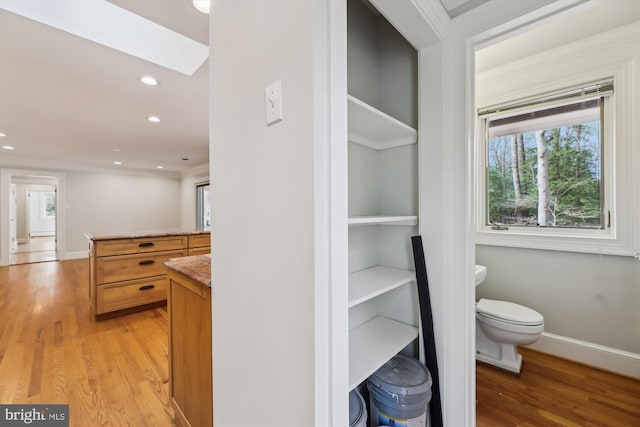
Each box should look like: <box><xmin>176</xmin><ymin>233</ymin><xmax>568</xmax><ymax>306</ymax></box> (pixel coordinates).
<box><xmin>476</xmin><ymin>321</ymin><xmax>526</xmax><ymax>374</ymax></box>
<box><xmin>476</xmin><ymin>348</ymin><xmax>522</xmax><ymax>374</ymax></box>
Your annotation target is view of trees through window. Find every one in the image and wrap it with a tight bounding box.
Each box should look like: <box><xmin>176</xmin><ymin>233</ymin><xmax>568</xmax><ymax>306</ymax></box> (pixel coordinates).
<box><xmin>44</xmin><ymin>192</ymin><xmax>56</xmax><ymax>218</ymax></box>
<box><xmin>487</xmin><ymin>114</ymin><xmax>602</xmax><ymax>229</ymax></box>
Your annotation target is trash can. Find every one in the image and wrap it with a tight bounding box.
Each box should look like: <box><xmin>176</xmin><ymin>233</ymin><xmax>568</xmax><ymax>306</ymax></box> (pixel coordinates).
<box><xmin>367</xmin><ymin>355</ymin><xmax>432</xmax><ymax>427</ymax></box>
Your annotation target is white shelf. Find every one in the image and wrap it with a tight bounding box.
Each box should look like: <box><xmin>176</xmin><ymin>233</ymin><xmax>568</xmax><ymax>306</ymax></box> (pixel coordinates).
<box><xmin>348</xmin><ymin>95</ymin><xmax>417</xmax><ymax>150</ymax></box>
<box><xmin>348</xmin><ymin>215</ymin><xmax>418</xmax><ymax>226</ymax></box>
<box><xmin>348</xmin><ymin>316</ymin><xmax>419</xmax><ymax>390</ymax></box>
<box><xmin>349</xmin><ymin>266</ymin><xmax>415</xmax><ymax>308</ymax></box>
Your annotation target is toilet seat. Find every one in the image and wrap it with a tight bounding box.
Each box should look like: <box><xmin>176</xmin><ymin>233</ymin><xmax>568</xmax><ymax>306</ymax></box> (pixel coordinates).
<box><xmin>476</xmin><ymin>298</ymin><xmax>543</xmax><ymax>326</ymax></box>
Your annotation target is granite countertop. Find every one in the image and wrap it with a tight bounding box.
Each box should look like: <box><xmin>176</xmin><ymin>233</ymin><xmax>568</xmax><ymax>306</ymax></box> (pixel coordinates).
<box><xmin>85</xmin><ymin>228</ymin><xmax>210</xmax><ymax>241</ymax></box>
<box><xmin>164</xmin><ymin>254</ymin><xmax>211</xmax><ymax>288</ymax></box>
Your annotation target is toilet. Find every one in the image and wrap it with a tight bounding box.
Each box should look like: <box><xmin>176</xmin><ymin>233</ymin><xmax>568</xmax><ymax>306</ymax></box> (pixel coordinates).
<box><xmin>475</xmin><ymin>265</ymin><xmax>544</xmax><ymax>374</ymax></box>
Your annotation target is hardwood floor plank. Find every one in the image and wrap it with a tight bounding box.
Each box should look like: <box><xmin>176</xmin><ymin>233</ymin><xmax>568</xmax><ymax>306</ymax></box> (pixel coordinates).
<box><xmin>477</xmin><ymin>347</ymin><xmax>640</xmax><ymax>427</ymax></box>
<box><xmin>0</xmin><ymin>260</ymin><xmax>175</xmax><ymax>426</ymax></box>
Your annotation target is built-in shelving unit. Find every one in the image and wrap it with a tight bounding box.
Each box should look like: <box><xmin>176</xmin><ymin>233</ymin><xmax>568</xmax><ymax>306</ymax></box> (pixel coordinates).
<box><xmin>348</xmin><ymin>215</ymin><xmax>418</xmax><ymax>226</ymax></box>
<box><xmin>348</xmin><ymin>316</ymin><xmax>419</xmax><ymax>390</ymax></box>
<box><xmin>347</xmin><ymin>92</ymin><xmax>419</xmax><ymax>392</ymax></box>
<box><xmin>349</xmin><ymin>265</ymin><xmax>415</xmax><ymax>307</ymax></box>
<box><xmin>346</xmin><ymin>93</ymin><xmax>419</xmax><ymax>388</ymax></box>
<box><xmin>348</xmin><ymin>95</ymin><xmax>417</xmax><ymax>150</ymax></box>
<box><xmin>345</xmin><ymin>0</ymin><xmax>419</xmax><ymax>410</ymax></box>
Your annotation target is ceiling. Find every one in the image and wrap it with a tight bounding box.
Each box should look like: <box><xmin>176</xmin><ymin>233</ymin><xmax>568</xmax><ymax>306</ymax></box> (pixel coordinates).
<box><xmin>0</xmin><ymin>0</ymin><xmax>209</xmax><ymax>177</ymax></box>
<box><xmin>3</xmin><ymin>0</ymin><xmax>633</xmax><ymax>179</ymax></box>
<box><xmin>439</xmin><ymin>0</ymin><xmax>489</xmax><ymax>18</ymax></box>
<box><xmin>476</xmin><ymin>0</ymin><xmax>640</xmax><ymax>72</ymax></box>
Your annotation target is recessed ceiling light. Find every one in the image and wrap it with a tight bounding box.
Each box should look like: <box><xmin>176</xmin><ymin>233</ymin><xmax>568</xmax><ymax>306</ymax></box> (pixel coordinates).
<box><xmin>157</xmin><ymin>165</ymin><xmax>164</xmax><ymax>169</ymax></box>
<box><xmin>113</xmin><ymin>161</ymin><xmax>122</xmax><ymax>165</ymax></box>
<box><xmin>193</xmin><ymin>0</ymin><xmax>210</xmax><ymax>14</ymax></box>
<box><xmin>0</xmin><ymin>132</ymin><xmax>6</xmax><ymax>137</ymax></box>
<box><xmin>112</xmin><ymin>148</ymin><xmax>121</xmax><ymax>152</ymax></box>
<box><xmin>147</xmin><ymin>116</ymin><xmax>160</xmax><ymax>123</ymax></box>
<box><xmin>140</xmin><ymin>76</ymin><xmax>158</xmax><ymax>86</ymax></box>
<box><xmin>2</xmin><ymin>145</ymin><xmax>15</xmax><ymax>150</ymax></box>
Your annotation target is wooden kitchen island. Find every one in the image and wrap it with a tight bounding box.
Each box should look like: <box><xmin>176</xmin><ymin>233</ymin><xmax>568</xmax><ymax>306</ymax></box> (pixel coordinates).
<box><xmin>86</xmin><ymin>230</ymin><xmax>210</xmax><ymax>319</ymax></box>
<box><xmin>164</xmin><ymin>254</ymin><xmax>213</xmax><ymax>427</ymax></box>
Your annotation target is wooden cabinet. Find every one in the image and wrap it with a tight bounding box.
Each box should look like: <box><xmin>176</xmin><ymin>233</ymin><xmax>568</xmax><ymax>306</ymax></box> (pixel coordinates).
<box><xmin>165</xmin><ymin>256</ymin><xmax>212</xmax><ymax>427</ymax></box>
<box><xmin>188</xmin><ymin>233</ymin><xmax>211</xmax><ymax>255</ymax></box>
<box><xmin>88</xmin><ymin>232</ymin><xmax>210</xmax><ymax>319</ymax></box>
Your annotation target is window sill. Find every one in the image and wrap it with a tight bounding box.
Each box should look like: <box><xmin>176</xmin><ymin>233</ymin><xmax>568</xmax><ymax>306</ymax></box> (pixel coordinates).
<box><xmin>475</xmin><ymin>228</ymin><xmax>636</xmax><ymax>257</ymax></box>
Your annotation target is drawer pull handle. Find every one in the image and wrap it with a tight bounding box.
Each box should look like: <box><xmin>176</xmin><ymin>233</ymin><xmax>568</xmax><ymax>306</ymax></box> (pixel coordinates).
<box><xmin>138</xmin><ymin>242</ymin><xmax>155</xmax><ymax>248</ymax></box>
<box><xmin>139</xmin><ymin>260</ymin><xmax>155</xmax><ymax>266</ymax></box>
<box><xmin>139</xmin><ymin>284</ymin><xmax>156</xmax><ymax>291</ymax></box>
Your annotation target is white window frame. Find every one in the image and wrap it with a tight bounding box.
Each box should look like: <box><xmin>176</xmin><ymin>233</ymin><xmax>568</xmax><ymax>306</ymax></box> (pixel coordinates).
<box><xmin>475</xmin><ymin>24</ymin><xmax>640</xmax><ymax>257</ymax></box>
<box><xmin>196</xmin><ymin>181</ymin><xmax>210</xmax><ymax>230</ymax></box>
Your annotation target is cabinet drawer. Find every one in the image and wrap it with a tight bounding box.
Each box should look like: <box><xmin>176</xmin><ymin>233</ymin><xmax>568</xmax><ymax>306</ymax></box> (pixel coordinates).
<box><xmin>96</xmin><ymin>276</ymin><xmax>168</xmax><ymax>314</ymax></box>
<box><xmin>188</xmin><ymin>247</ymin><xmax>210</xmax><ymax>256</ymax></box>
<box><xmin>96</xmin><ymin>250</ymin><xmax>187</xmax><ymax>284</ymax></box>
<box><xmin>188</xmin><ymin>233</ymin><xmax>210</xmax><ymax>248</ymax></box>
<box><xmin>96</xmin><ymin>236</ymin><xmax>188</xmax><ymax>257</ymax></box>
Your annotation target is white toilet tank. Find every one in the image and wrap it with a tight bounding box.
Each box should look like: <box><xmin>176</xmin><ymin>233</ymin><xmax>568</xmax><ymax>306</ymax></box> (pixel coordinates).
<box><xmin>475</xmin><ymin>265</ymin><xmax>487</xmax><ymax>286</ymax></box>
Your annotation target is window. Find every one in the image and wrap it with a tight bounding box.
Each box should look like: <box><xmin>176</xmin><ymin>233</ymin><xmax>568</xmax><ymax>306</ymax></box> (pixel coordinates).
<box><xmin>484</xmin><ymin>97</ymin><xmax>605</xmax><ymax>230</ymax></box>
<box><xmin>475</xmin><ymin>79</ymin><xmax>625</xmax><ymax>252</ymax></box>
<box><xmin>40</xmin><ymin>191</ymin><xmax>56</xmax><ymax>220</ymax></box>
<box><xmin>196</xmin><ymin>183</ymin><xmax>210</xmax><ymax>229</ymax></box>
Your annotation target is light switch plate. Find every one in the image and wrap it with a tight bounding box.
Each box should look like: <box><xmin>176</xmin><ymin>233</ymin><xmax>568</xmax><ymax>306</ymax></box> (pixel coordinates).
<box><xmin>265</xmin><ymin>80</ymin><xmax>283</xmax><ymax>126</ymax></box>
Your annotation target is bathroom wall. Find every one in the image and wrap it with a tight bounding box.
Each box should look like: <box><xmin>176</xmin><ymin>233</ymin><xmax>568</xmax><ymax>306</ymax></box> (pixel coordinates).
<box><xmin>476</xmin><ymin>246</ymin><xmax>640</xmax><ymax>354</ymax></box>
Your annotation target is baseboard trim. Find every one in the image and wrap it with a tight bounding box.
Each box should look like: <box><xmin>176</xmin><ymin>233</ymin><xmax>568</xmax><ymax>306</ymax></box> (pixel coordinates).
<box><xmin>64</xmin><ymin>251</ymin><xmax>89</xmax><ymax>260</ymax></box>
<box><xmin>526</xmin><ymin>332</ymin><xmax>640</xmax><ymax>379</ymax></box>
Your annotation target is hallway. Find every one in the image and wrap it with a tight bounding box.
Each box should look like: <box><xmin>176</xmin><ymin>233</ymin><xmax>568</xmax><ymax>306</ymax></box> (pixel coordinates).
<box><xmin>11</xmin><ymin>235</ymin><xmax>57</xmax><ymax>265</ymax></box>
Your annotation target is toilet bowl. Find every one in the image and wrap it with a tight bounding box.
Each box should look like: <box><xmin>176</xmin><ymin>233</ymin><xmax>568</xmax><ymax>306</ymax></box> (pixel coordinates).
<box><xmin>476</xmin><ymin>298</ymin><xmax>544</xmax><ymax>373</ymax></box>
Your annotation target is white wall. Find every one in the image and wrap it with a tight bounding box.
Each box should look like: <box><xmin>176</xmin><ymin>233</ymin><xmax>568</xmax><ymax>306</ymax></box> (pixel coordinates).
<box><xmin>65</xmin><ymin>171</ymin><xmax>181</xmax><ymax>254</ymax></box>
<box><xmin>210</xmin><ymin>1</ymin><xmax>316</xmax><ymax>426</ymax></box>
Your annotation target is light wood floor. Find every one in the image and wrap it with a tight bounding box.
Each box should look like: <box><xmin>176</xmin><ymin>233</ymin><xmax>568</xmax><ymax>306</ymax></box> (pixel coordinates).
<box><xmin>477</xmin><ymin>347</ymin><xmax>640</xmax><ymax>426</ymax></box>
<box><xmin>11</xmin><ymin>236</ymin><xmax>57</xmax><ymax>265</ymax></box>
<box><xmin>0</xmin><ymin>259</ymin><xmax>175</xmax><ymax>426</ymax></box>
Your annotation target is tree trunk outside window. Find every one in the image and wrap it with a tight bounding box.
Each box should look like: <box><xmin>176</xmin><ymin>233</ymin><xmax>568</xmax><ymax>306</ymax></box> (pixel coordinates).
<box><xmin>511</xmin><ymin>134</ymin><xmax>524</xmax><ymax>223</ymax></box>
<box><xmin>535</xmin><ymin>130</ymin><xmax>552</xmax><ymax>225</ymax></box>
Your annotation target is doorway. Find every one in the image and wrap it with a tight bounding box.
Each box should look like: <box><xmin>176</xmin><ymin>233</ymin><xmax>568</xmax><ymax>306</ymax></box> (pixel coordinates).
<box><xmin>10</xmin><ymin>183</ymin><xmax>58</xmax><ymax>264</ymax></box>
<box><xmin>1</xmin><ymin>168</ymin><xmax>66</xmax><ymax>266</ymax></box>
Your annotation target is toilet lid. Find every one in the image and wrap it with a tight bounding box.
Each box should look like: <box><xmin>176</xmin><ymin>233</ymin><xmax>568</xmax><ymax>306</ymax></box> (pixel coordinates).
<box><xmin>477</xmin><ymin>299</ymin><xmax>543</xmax><ymax>326</ymax></box>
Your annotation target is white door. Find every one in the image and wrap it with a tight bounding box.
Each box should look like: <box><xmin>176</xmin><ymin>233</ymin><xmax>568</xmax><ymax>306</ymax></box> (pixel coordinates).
<box><xmin>10</xmin><ymin>184</ymin><xmax>17</xmax><ymax>251</ymax></box>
